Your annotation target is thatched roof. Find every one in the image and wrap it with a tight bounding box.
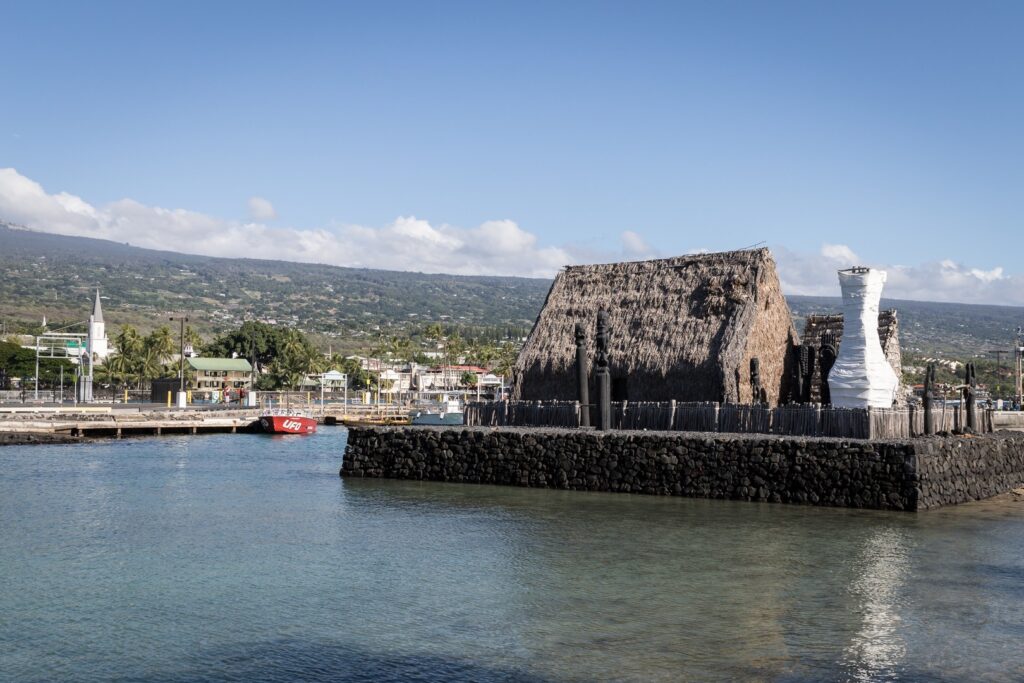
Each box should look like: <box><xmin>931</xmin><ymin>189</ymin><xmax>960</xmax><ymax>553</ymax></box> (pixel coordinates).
<box><xmin>512</xmin><ymin>248</ymin><xmax>798</xmax><ymax>404</ymax></box>
<box><xmin>801</xmin><ymin>311</ymin><xmax>903</xmax><ymax>403</ymax></box>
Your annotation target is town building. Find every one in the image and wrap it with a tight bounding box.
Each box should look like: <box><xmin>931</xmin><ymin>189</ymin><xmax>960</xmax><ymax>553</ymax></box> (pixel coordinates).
<box><xmin>186</xmin><ymin>357</ymin><xmax>253</xmax><ymax>401</ymax></box>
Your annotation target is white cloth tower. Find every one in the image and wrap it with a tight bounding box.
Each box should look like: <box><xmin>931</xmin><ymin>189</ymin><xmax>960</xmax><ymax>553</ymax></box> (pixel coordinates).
<box><xmin>827</xmin><ymin>268</ymin><xmax>899</xmax><ymax>408</ymax></box>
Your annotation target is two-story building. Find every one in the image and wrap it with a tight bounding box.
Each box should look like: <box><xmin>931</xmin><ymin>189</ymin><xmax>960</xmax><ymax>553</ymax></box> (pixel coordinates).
<box><xmin>186</xmin><ymin>357</ymin><xmax>253</xmax><ymax>403</ymax></box>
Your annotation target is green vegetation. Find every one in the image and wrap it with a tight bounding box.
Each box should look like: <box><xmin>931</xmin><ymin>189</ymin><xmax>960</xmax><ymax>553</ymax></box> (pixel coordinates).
<box><xmin>100</xmin><ymin>325</ymin><xmax>190</xmax><ymax>392</ymax></box>
<box><xmin>0</xmin><ymin>339</ymin><xmax>74</xmax><ymax>389</ymax></box>
<box><xmin>902</xmin><ymin>354</ymin><xmax>1017</xmax><ymax>400</ymax></box>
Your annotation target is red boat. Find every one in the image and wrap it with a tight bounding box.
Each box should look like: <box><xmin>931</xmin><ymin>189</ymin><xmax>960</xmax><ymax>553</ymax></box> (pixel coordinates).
<box><xmin>259</xmin><ymin>413</ymin><xmax>317</xmax><ymax>434</ymax></box>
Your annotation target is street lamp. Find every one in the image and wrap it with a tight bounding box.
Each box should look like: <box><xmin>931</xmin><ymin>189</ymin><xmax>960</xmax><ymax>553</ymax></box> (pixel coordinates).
<box><xmin>170</xmin><ymin>315</ymin><xmax>189</xmax><ymax>408</ymax></box>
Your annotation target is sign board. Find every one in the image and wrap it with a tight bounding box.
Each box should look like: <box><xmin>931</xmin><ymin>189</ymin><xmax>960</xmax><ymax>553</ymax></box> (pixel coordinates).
<box><xmin>320</xmin><ymin>370</ymin><xmax>348</xmax><ymax>387</ymax></box>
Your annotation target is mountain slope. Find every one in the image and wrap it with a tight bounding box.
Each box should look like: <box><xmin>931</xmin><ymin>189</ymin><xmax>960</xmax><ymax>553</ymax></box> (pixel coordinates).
<box><xmin>2</xmin><ymin>222</ymin><xmax>1021</xmax><ymax>357</ymax></box>
<box><xmin>787</xmin><ymin>296</ymin><xmax>1023</xmax><ymax>357</ymax></box>
<box><xmin>0</xmin><ymin>223</ymin><xmax>549</xmax><ymax>343</ymax></box>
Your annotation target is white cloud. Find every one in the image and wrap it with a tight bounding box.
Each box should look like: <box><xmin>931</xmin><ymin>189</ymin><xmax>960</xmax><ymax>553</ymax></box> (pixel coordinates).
<box><xmin>820</xmin><ymin>243</ymin><xmax>858</xmax><ymax>263</ymax></box>
<box><xmin>620</xmin><ymin>230</ymin><xmax>655</xmax><ymax>258</ymax></box>
<box><xmin>0</xmin><ymin>167</ymin><xmax>573</xmax><ymax>278</ymax></box>
<box><xmin>774</xmin><ymin>243</ymin><xmax>1022</xmax><ymax>306</ymax></box>
<box><xmin>247</xmin><ymin>196</ymin><xmax>277</xmax><ymax>221</ymax></box>
<box><xmin>2</xmin><ymin>168</ymin><xmax>1019</xmax><ymax>304</ymax></box>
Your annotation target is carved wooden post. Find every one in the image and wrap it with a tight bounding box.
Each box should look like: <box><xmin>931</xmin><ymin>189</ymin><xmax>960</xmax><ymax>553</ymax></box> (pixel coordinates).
<box><xmin>965</xmin><ymin>362</ymin><xmax>977</xmax><ymax>433</ymax></box>
<box><xmin>819</xmin><ymin>331</ymin><xmax>837</xmax><ymax>406</ymax></box>
<box><xmin>575</xmin><ymin>323</ymin><xmax>590</xmax><ymax>428</ymax></box>
<box><xmin>750</xmin><ymin>357</ymin><xmax>766</xmax><ymax>405</ymax></box>
<box><xmin>792</xmin><ymin>346</ymin><xmax>805</xmax><ymax>404</ymax></box>
<box><xmin>594</xmin><ymin>310</ymin><xmax>611</xmax><ymax>431</ymax></box>
<box><xmin>798</xmin><ymin>345</ymin><xmax>816</xmax><ymax>404</ymax></box>
<box><xmin>923</xmin><ymin>363</ymin><xmax>935</xmax><ymax>434</ymax></box>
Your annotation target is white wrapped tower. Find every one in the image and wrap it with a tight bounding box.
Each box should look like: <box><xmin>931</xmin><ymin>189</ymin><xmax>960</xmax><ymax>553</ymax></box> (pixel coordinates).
<box><xmin>828</xmin><ymin>267</ymin><xmax>899</xmax><ymax>408</ymax></box>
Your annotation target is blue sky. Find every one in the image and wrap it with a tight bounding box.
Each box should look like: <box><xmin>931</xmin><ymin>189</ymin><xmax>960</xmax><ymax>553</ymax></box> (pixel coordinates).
<box><xmin>1</xmin><ymin>1</ymin><xmax>1022</xmax><ymax>302</ymax></box>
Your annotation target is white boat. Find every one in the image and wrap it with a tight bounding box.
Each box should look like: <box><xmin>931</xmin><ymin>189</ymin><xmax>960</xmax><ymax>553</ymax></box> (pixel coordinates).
<box><xmin>411</xmin><ymin>395</ymin><xmax>464</xmax><ymax>425</ymax></box>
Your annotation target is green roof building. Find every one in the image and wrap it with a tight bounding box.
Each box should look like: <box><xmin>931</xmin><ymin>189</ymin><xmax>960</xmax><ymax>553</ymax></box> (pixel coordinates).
<box><xmin>185</xmin><ymin>357</ymin><xmax>253</xmax><ymax>401</ymax></box>
<box><xmin>186</xmin><ymin>357</ymin><xmax>253</xmax><ymax>373</ymax></box>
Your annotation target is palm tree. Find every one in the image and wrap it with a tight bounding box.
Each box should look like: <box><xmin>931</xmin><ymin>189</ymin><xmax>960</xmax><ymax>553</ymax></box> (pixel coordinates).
<box><xmin>184</xmin><ymin>325</ymin><xmax>203</xmax><ymax>350</ymax></box>
<box><xmin>145</xmin><ymin>326</ymin><xmax>176</xmax><ymax>366</ymax></box>
<box><xmin>307</xmin><ymin>348</ymin><xmax>329</xmax><ymax>374</ymax></box>
<box><xmin>140</xmin><ymin>345</ymin><xmax>168</xmax><ymax>385</ymax></box>
<box><xmin>393</xmin><ymin>336</ymin><xmax>413</xmax><ymax>363</ymax></box>
<box><xmin>424</xmin><ymin>323</ymin><xmax>444</xmax><ymax>348</ymax></box>
<box><xmin>443</xmin><ymin>332</ymin><xmax>466</xmax><ymax>389</ymax></box>
<box><xmin>113</xmin><ymin>325</ymin><xmax>143</xmax><ymax>359</ymax></box>
<box><xmin>271</xmin><ymin>330</ymin><xmax>317</xmax><ymax>390</ymax></box>
<box><xmin>494</xmin><ymin>343</ymin><xmax>519</xmax><ymax>379</ymax></box>
<box><xmin>468</xmin><ymin>342</ymin><xmax>497</xmax><ymax>367</ymax></box>
<box><xmin>105</xmin><ymin>352</ymin><xmax>134</xmax><ymax>395</ymax></box>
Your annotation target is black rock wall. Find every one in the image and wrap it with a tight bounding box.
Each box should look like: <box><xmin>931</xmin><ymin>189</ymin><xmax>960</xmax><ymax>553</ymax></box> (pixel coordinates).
<box><xmin>341</xmin><ymin>427</ymin><xmax>1024</xmax><ymax>511</ymax></box>
<box><xmin>915</xmin><ymin>432</ymin><xmax>1024</xmax><ymax>509</ymax></box>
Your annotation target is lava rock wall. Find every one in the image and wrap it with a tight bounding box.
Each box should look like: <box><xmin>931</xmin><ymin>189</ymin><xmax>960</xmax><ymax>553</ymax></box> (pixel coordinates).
<box><xmin>341</xmin><ymin>426</ymin><xmax>1024</xmax><ymax>511</ymax></box>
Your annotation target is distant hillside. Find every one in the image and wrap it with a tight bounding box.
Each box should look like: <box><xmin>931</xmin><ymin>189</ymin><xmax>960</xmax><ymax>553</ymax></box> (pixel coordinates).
<box><xmin>2</xmin><ymin>223</ymin><xmax>1021</xmax><ymax>358</ymax></box>
<box><xmin>788</xmin><ymin>296</ymin><xmax>1024</xmax><ymax>357</ymax></box>
<box><xmin>0</xmin><ymin>223</ymin><xmax>549</xmax><ymax>345</ymax></box>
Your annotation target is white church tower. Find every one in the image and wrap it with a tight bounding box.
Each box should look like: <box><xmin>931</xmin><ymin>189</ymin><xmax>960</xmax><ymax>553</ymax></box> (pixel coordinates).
<box><xmin>88</xmin><ymin>289</ymin><xmax>110</xmax><ymax>361</ymax></box>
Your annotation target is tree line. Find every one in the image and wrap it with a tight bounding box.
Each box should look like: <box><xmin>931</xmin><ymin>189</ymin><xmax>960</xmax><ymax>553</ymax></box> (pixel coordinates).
<box><xmin>1</xmin><ymin>320</ymin><xmax>521</xmax><ymax>393</ymax></box>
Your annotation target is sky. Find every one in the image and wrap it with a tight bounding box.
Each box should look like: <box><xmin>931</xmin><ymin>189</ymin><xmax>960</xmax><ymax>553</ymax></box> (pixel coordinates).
<box><xmin>1</xmin><ymin>1</ymin><xmax>1022</xmax><ymax>304</ymax></box>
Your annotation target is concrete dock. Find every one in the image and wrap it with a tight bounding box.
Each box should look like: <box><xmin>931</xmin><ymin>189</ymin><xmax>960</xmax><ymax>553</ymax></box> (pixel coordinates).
<box><xmin>0</xmin><ymin>407</ymin><xmax>263</xmax><ymax>440</ymax></box>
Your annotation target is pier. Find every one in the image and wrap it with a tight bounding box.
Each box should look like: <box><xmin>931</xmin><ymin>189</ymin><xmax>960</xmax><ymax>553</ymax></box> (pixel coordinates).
<box><xmin>0</xmin><ymin>407</ymin><xmax>262</xmax><ymax>440</ymax></box>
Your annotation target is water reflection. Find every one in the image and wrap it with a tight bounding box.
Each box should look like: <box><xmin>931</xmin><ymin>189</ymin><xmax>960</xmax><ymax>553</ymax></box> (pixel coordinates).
<box><xmin>1</xmin><ymin>432</ymin><xmax>1023</xmax><ymax>682</ymax></box>
<box><xmin>842</xmin><ymin>528</ymin><xmax>911</xmax><ymax>681</ymax></box>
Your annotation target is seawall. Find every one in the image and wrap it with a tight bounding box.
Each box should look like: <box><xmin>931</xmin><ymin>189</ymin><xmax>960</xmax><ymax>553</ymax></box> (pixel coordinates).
<box><xmin>0</xmin><ymin>431</ymin><xmax>82</xmax><ymax>446</ymax></box>
<box><xmin>341</xmin><ymin>426</ymin><xmax>1024</xmax><ymax>511</ymax></box>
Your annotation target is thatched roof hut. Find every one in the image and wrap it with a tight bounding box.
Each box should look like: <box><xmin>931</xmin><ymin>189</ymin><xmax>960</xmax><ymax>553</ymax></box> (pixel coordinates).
<box><xmin>801</xmin><ymin>310</ymin><xmax>903</xmax><ymax>403</ymax></box>
<box><xmin>512</xmin><ymin>248</ymin><xmax>798</xmax><ymax>405</ymax></box>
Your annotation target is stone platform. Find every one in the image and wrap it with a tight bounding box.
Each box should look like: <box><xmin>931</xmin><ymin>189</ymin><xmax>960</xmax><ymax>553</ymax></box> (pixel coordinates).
<box><xmin>341</xmin><ymin>426</ymin><xmax>1024</xmax><ymax>511</ymax></box>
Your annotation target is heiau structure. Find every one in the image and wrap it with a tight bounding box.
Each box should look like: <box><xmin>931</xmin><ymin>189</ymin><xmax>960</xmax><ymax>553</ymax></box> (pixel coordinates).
<box><xmin>800</xmin><ymin>310</ymin><xmax>902</xmax><ymax>404</ymax></box>
<box><xmin>512</xmin><ymin>249</ymin><xmax>798</xmax><ymax>405</ymax></box>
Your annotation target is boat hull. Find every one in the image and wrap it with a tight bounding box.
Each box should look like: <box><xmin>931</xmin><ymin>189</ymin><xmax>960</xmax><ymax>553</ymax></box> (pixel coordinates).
<box><xmin>259</xmin><ymin>415</ymin><xmax>318</xmax><ymax>434</ymax></box>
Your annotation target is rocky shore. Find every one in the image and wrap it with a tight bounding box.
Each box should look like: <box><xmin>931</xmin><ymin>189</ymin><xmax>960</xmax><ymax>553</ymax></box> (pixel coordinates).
<box><xmin>0</xmin><ymin>432</ymin><xmax>82</xmax><ymax>446</ymax></box>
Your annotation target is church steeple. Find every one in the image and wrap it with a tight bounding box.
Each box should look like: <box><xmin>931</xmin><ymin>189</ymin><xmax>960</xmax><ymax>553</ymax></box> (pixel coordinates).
<box><xmin>88</xmin><ymin>289</ymin><xmax>109</xmax><ymax>360</ymax></box>
<box><xmin>92</xmin><ymin>289</ymin><xmax>104</xmax><ymax>324</ymax></box>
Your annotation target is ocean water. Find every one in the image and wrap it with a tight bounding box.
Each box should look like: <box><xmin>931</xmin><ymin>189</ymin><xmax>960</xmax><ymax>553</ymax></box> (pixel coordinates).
<box><xmin>1</xmin><ymin>429</ymin><xmax>1022</xmax><ymax>682</ymax></box>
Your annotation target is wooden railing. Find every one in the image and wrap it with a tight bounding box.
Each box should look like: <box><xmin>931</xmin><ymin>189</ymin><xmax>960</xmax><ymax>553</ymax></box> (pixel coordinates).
<box><xmin>464</xmin><ymin>400</ymin><xmax>994</xmax><ymax>440</ymax></box>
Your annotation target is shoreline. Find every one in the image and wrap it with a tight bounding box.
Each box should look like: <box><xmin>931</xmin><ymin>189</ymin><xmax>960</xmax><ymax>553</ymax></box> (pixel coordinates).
<box><xmin>0</xmin><ymin>431</ymin><xmax>83</xmax><ymax>446</ymax></box>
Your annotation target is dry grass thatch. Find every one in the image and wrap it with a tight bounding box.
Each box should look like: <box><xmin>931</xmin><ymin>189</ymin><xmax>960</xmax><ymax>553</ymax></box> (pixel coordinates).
<box><xmin>801</xmin><ymin>311</ymin><xmax>903</xmax><ymax>403</ymax></box>
<box><xmin>511</xmin><ymin>248</ymin><xmax>798</xmax><ymax>404</ymax></box>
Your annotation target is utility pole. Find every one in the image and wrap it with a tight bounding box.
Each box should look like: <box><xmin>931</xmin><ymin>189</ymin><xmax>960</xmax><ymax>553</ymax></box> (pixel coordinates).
<box><xmin>1016</xmin><ymin>328</ymin><xmax>1024</xmax><ymax>409</ymax></box>
<box><xmin>170</xmin><ymin>315</ymin><xmax>189</xmax><ymax>408</ymax></box>
<box><xmin>249</xmin><ymin>336</ymin><xmax>257</xmax><ymax>408</ymax></box>
<box><xmin>987</xmin><ymin>349</ymin><xmax>1006</xmax><ymax>376</ymax></box>
<box><xmin>986</xmin><ymin>349</ymin><xmax>1007</xmax><ymax>401</ymax></box>
<box><xmin>86</xmin><ymin>314</ymin><xmax>94</xmax><ymax>403</ymax></box>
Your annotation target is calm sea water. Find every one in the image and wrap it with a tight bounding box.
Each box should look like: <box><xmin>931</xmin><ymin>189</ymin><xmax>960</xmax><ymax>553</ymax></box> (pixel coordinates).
<box><xmin>1</xmin><ymin>429</ymin><xmax>1023</xmax><ymax>682</ymax></box>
